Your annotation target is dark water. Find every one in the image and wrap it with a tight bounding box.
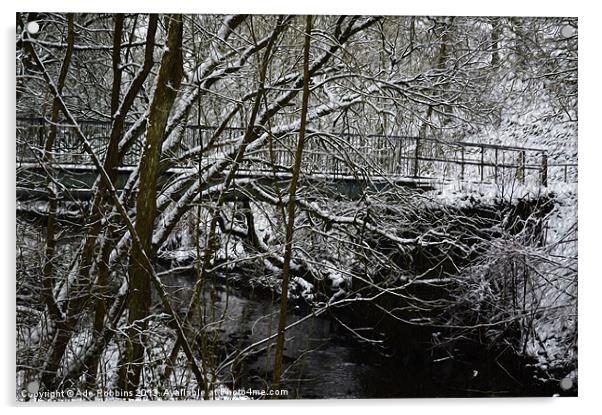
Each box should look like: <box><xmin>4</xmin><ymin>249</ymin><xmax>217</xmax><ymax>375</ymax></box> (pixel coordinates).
<box><xmin>17</xmin><ymin>219</ymin><xmax>569</xmax><ymax>399</ymax></box>
<box><xmin>160</xmin><ymin>271</ymin><xmax>558</xmax><ymax>399</ymax></box>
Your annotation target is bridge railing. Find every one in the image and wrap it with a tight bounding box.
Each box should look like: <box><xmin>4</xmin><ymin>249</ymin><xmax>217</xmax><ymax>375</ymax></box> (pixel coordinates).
<box><xmin>17</xmin><ymin>117</ymin><xmax>119</xmax><ymax>165</ymax></box>
<box><xmin>17</xmin><ymin>117</ymin><xmax>572</xmax><ymax>186</ymax></box>
<box><xmin>242</xmin><ymin>131</ymin><xmax>553</xmax><ymax>186</ymax></box>
<box><xmin>546</xmin><ymin>162</ymin><xmax>578</xmax><ymax>184</ymax></box>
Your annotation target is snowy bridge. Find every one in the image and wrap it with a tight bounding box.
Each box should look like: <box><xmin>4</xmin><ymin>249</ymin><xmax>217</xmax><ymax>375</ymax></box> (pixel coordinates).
<box><xmin>16</xmin><ymin>117</ymin><xmax>575</xmax><ymax>200</ymax></box>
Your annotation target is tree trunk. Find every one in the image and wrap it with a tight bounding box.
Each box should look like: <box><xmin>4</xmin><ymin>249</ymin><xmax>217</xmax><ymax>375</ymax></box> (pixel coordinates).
<box><xmin>491</xmin><ymin>17</ymin><xmax>501</xmax><ymax>67</ymax></box>
<box><xmin>86</xmin><ymin>13</ymin><xmax>124</xmax><ymax>389</ymax></box>
<box><xmin>41</xmin><ymin>13</ymin><xmax>74</xmax><ymax>321</ymax></box>
<box><xmin>37</xmin><ymin>15</ymin><xmax>159</xmax><ymax>391</ymax></box>
<box><xmin>271</xmin><ymin>14</ymin><xmax>313</xmax><ymax>395</ymax></box>
<box><xmin>35</xmin><ymin>14</ymin><xmax>75</xmax><ymax>389</ymax></box>
<box><xmin>161</xmin><ymin>15</ymin><xmax>287</xmax><ymax>387</ymax></box>
<box><xmin>119</xmin><ymin>13</ymin><xmax>184</xmax><ymax>392</ymax></box>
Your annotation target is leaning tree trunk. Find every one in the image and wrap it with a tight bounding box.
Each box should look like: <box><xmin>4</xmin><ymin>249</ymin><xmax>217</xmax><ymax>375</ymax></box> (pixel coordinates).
<box><xmin>160</xmin><ymin>15</ymin><xmax>287</xmax><ymax>389</ymax></box>
<box><xmin>28</xmin><ymin>14</ymin><xmax>75</xmax><ymax>389</ymax></box>
<box><xmin>41</xmin><ymin>13</ymin><xmax>74</xmax><ymax>321</ymax></box>
<box><xmin>271</xmin><ymin>14</ymin><xmax>313</xmax><ymax>395</ymax></box>
<box><xmin>33</xmin><ymin>15</ymin><xmax>159</xmax><ymax>391</ymax></box>
<box><xmin>119</xmin><ymin>14</ymin><xmax>184</xmax><ymax>392</ymax></box>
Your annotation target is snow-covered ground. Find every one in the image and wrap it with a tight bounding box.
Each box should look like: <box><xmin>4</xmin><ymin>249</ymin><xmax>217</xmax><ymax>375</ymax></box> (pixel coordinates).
<box><xmin>527</xmin><ymin>184</ymin><xmax>577</xmax><ymax>382</ymax></box>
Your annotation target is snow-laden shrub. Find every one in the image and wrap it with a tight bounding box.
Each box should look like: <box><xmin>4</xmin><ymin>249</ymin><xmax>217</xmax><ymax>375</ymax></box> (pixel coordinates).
<box><xmin>443</xmin><ymin>190</ymin><xmax>577</xmax><ymax>384</ymax></box>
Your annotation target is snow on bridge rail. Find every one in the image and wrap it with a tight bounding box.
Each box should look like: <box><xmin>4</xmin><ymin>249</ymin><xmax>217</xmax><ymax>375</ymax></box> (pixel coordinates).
<box><xmin>16</xmin><ymin>117</ymin><xmax>575</xmax><ymax>187</ymax></box>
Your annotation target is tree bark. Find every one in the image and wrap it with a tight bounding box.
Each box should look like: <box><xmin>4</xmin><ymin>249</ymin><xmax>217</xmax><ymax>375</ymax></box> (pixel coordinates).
<box><xmin>37</xmin><ymin>15</ymin><xmax>159</xmax><ymax>391</ymax></box>
<box><xmin>271</xmin><ymin>14</ymin><xmax>313</xmax><ymax>395</ymax></box>
<box><xmin>41</xmin><ymin>13</ymin><xmax>75</xmax><ymax>322</ymax></box>
<box><xmin>31</xmin><ymin>14</ymin><xmax>75</xmax><ymax>389</ymax></box>
<box><xmin>86</xmin><ymin>13</ymin><xmax>124</xmax><ymax>389</ymax></box>
<box><xmin>119</xmin><ymin>13</ymin><xmax>184</xmax><ymax>393</ymax></box>
<box><xmin>161</xmin><ymin>15</ymin><xmax>288</xmax><ymax>387</ymax></box>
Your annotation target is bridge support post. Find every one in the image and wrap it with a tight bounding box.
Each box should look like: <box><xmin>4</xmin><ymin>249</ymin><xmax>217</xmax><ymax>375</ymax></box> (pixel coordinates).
<box><xmin>460</xmin><ymin>146</ymin><xmax>465</xmax><ymax>181</ymax></box>
<box><xmin>540</xmin><ymin>153</ymin><xmax>548</xmax><ymax>187</ymax></box>
<box><xmin>480</xmin><ymin>145</ymin><xmax>485</xmax><ymax>182</ymax></box>
<box><xmin>413</xmin><ymin>137</ymin><xmax>420</xmax><ymax>177</ymax></box>
<box><xmin>494</xmin><ymin>148</ymin><xmax>499</xmax><ymax>184</ymax></box>
<box><xmin>517</xmin><ymin>150</ymin><xmax>525</xmax><ymax>184</ymax></box>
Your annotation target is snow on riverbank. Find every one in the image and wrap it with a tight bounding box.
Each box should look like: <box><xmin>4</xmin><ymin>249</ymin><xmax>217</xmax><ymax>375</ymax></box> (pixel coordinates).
<box><xmin>426</xmin><ymin>179</ymin><xmax>575</xmax><ymax>209</ymax></box>
<box><xmin>431</xmin><ymin>179</ymin><xmax>577</xmax><ymax>382</ymax></box>
<box><xmin>527</xmin><ymin>184</ymin><xmax>577</xmax><ymax>383</ymax></box>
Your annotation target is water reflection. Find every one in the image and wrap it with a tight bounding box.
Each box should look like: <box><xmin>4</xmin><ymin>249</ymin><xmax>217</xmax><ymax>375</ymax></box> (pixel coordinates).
<box><xmin>159</xmin><ymin>270</ymin><xmax>544</xmax><ymax>399</ymax></box>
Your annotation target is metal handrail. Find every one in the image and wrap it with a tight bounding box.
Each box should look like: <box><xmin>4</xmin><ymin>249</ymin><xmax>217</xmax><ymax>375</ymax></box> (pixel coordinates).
<box><xmin>15</xmin><ymin>117</ymin><xmax>573</xmax><ymax>186</ymax></box>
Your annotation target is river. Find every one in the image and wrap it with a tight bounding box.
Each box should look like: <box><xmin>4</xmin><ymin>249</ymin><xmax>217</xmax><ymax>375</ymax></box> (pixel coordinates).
<box><xmin>160</xmin><ymin>269</ymin><xmax>552</xmax><ymax>399</ymax></box>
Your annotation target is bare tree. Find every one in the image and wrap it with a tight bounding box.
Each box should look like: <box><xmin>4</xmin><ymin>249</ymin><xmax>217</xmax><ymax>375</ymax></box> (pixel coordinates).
<box><xmin>16</xmin><ymin>13</ymin><xmax>577</xmax><ymax>399</ymax></box>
